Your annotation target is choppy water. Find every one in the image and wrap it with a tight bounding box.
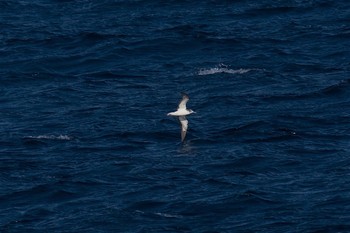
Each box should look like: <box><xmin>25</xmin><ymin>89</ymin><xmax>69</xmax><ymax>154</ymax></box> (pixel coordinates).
<box><xmin>1</xmin><ymin>1</ymin><xmax>350</xmax><ymax>232</ymax></box>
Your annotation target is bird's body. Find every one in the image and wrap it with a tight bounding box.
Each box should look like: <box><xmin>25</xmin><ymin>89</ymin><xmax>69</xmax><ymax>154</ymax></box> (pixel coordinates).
<box><xmin>167</xmin><ymin>93</ymin><xmax>195</xmax><ymax>142</ymax></box>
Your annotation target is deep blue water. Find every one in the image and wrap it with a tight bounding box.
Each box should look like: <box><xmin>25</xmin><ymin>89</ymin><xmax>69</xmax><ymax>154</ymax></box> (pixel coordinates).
<box><xmin>1</xmin><ymin>0</ymin><xmax>350</xmax><ymax>232</ymax></box>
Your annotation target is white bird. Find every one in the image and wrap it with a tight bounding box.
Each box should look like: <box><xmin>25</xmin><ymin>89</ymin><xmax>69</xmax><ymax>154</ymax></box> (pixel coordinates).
<box><xmin>167</xmin><ymin>93</ymin><xmax>195</xmax><ymax>142</ymax></box>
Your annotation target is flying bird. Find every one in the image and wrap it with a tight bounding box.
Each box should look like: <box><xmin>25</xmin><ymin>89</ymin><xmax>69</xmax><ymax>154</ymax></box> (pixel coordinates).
<box><xmin>167</xmin><ymin>93</ymin><xmax>195</xmax><ymax>142</ymax></box>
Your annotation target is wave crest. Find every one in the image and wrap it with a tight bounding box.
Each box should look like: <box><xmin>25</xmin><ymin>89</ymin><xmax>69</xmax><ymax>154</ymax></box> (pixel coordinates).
<box><xmin>25</xmin><ymin>135</ymin><xmax>72</xmax><ymax>140</ymax></box>
<box><xmin>198</xmin><ymin>67</ymin><xmax>253</xmax><ymax>76</ymax></box>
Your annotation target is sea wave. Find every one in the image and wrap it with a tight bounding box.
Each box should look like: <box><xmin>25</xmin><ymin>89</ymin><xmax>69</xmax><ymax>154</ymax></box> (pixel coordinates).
<box><xmin>25</xmin><ymin>135</ymin><xmax>72</xmax><ymax>140</ymax></box>
<box><xmin>198</xmin><ymin>67</ymin><xmax>254</xmax><ymax>76</ymax></box>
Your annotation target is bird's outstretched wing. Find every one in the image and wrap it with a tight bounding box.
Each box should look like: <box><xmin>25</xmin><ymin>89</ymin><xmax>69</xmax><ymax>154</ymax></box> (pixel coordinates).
<box><xmin>179</xmin><ymin>116</ymin><xmax>188</xmax><ymax>142</ymax></box>
<box><xmin>178</xmin><ymin>93</ymin><xmax>189</xmax><ymax>110</ymax></box>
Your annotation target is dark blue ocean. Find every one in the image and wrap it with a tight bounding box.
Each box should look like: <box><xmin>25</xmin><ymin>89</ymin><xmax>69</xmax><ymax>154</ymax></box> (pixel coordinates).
<box><xmin>1</xmin><ymin>1</ymin><xmax>350</xmax><ymax>232</ymax></box>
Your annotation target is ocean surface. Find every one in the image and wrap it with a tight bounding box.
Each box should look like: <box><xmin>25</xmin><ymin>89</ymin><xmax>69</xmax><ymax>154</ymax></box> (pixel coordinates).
<box><xmin>1</xmin><ymin>0</ymin><xmax>350</xmax><ymax>232</ymax></box>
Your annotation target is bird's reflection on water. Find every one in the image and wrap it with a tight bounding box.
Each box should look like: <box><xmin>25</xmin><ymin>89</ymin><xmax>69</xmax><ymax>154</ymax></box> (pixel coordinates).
<box><xmin>177</xmin><ymin>140</ymin><xmax>197</xmax><ymax>156</ymax></box>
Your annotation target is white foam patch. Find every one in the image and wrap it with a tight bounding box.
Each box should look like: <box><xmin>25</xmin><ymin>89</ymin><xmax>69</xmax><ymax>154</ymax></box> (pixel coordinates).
<box><xmin>198</xmin><ymin>67</ymin><xmax>253</xmax><ymax>76</ymax></box>
<box><xmin>155</xmin><ymin>212</ymin><xmax>183</xmax><ymax>218</ymax></box>
<box><xmin>26</xmin><ymin>135</ymin><xmax>72</xmax><ymax>140</ymax></box>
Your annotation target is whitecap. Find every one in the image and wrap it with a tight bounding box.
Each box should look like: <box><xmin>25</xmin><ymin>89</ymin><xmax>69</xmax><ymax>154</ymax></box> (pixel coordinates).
<box><xmin>154</xmin><ymin>212</ymin><xmax>182</xmax><ymax>218</ymax></box>
<box><xmin>198</xmin><ymin>67</ymin><xmax>253</xmax><ymax>76</ymax></box>
<box><xmin>25</xmin><ymin>135</ymin><xmax>72</xmax><ymax>140</ymax></box>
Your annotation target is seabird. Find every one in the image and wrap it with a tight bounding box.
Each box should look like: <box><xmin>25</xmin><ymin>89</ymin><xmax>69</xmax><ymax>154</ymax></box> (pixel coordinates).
<box><xmin>167</xmin><ymin>93</ymin><xmax>195</xmax><ymax>142</ymax></box>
